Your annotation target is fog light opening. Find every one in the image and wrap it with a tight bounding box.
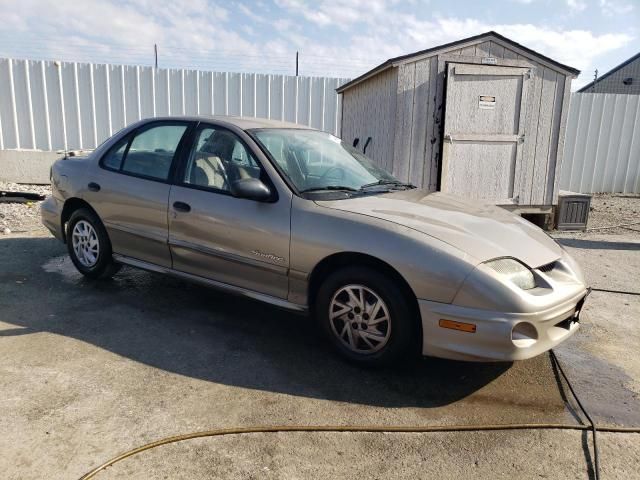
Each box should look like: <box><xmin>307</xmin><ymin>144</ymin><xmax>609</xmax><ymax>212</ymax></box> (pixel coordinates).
<box><xmin>512</xmin><ymin>322</ymin><xmax>538</xmax><ymax>348</ymax></box>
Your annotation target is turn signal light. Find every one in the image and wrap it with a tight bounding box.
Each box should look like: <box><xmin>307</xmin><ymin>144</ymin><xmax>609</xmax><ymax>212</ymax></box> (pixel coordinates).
<box><xmin>439</xmin><ymin>319</ymin><xmax>477</xmax><ymax>333</ymax></box>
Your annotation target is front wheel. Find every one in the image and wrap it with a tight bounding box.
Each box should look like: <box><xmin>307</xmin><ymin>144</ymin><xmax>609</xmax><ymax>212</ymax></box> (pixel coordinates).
<box><xmin>66</xmin><ymin>208</ymin><xmax>120</xmax><ymax>279</ymax></box>
<box><xmin>315</xmin><ymin>267</ymin><xmax>419</xmax><ymax>366</ymax></box>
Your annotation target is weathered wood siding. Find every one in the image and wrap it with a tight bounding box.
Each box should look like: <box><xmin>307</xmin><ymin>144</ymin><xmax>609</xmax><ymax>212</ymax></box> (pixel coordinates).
<box><xmin>340</xmin><ymin>35</ymin><xmax>572</xmax><ymax>206</ymax></box>
<box><xmin>441</xmin><ymin>63</ymin><xmax>527</xmax><ymax>202</ymax></box>
<box><xmin>433</xmin><ymin>40</ymin><xmax>570</xmax><ymax>205</ymax></box>
<box><xmin>340</xmin><ymin>68</ymin><xmax>397</xmax><ymax>171</ymax></box>
<box><xmin>391</xmin><ymin>59</ymin><xmax>436</xmax><ymax>187</ymax></box>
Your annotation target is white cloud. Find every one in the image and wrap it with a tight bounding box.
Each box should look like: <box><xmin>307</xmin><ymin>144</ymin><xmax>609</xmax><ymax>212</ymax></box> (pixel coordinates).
<box><xmin>0</xmin><ymin>0</ymin><xmax>272</xmax><ymax>72</ymax></box>
<box><xmin>322</xmin><ymin>15</ymin><xmax>633</xmax><ymax>74</ymax></box>
<box><xmin>0</xmin><ymin>0</ymin><xmax>634</xmax><ymax>84</ymax></box>
<box><xmin>237</xmin><ymin>3</ymin><xmax>267</xmax><ymax>24</ymax></box>
<box><xmin>275</xmin><ymin>0</ymin><xmax>397</xmax><ymax>30</ymax></box>
<box><xmin>600</xmin><ymin>0</ymin><xmax>635</xmax><ymax>16</ymax></box>
<box><xmin>566</xmin><ymin>0</ymin><xmax>587</xmax><ymax>12</ymax></box>
<box><xmin>273</xmin><ymin>0</ymin><xmax>632</xmax><ymax>76</ymax></box>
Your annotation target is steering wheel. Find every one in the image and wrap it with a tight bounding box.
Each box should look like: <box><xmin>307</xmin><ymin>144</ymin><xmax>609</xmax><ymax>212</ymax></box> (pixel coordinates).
<box><xmin>318</xmin><ymin>166</ymin><xmax>346</xmax><ymax>183</ymax></box>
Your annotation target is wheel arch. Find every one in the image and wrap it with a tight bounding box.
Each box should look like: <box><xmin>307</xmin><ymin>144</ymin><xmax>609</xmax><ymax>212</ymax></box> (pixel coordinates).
<box><xmin>307</xmin><ymin>251</ymin><xmax>422</xmax><ymax>329</ymax></box>
<box><xmin>60</xmin><ymin>197</ymin><xmax>100</xmax><ymax>243</ymax></box>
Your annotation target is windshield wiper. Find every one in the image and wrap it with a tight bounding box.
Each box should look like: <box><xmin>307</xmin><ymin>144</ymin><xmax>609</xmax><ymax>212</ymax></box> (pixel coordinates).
<box><xmin>359</xmin><ymin>180</ymin><xmax>415</xmax><ymax>190</ymax></box>
<box><xmin>300</xmin><ymin>185</ymin><xmax>360</xmax><ymax>193</ymax></box>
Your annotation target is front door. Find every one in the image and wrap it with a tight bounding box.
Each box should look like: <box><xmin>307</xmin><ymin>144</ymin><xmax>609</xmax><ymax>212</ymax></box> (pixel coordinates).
<box><xmin>441</xmin><ymin>63</ymin><xmax>530</xmax><ymax>203</ymax></box>
<box><xmin>168</xmin><ymin>124</ymin><xmax>291</xmax><ymax>299</ymax></box>
<box><xmin>88</xmin><ymin>121</ymin><xmax>191</xmax><ymax>267</ymax></box>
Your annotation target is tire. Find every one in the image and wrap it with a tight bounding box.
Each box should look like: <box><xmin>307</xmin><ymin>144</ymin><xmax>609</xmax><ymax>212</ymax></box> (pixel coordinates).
<box><xmin>66</xmin><ymin>207</ymin><xmax>120</xmax><ymax>279</ymax></box>
<box><xmin>314</xmin><ymin>266</ymin><xmax>420</xmax><ymax>366</ymax></box>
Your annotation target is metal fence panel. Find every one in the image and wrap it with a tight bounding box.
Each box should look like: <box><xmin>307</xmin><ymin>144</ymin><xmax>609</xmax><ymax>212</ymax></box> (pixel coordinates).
<box><xmin>0</xmin><ymin>58</ymin><xmax>348</xmax><ymax>152</ymax></box>
<box><xmin>561</xmin><ymin>92</ymin><xmax>640</xmax><ymax>194</ymax></box>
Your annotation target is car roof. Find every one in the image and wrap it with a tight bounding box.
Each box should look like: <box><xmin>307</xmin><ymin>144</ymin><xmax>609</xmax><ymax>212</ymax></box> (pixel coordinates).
<box><xmin>140</xmin><ymin>115</ymin><xmax>314</xmax><ymax>131</ymax></box>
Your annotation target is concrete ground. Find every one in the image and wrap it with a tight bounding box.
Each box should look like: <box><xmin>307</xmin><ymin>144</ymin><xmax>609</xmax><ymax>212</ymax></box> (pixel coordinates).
<box><xmin>1</xmin><ymin>214</ymin><xmax>639</xmax><ymax>478</ymax></box>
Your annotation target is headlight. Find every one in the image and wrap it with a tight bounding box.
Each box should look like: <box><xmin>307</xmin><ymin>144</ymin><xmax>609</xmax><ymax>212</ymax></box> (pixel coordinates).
<box><xmin>485</xmin><ymin>258</ymin><xmax>536</xmax><ymax>290</ymax></box>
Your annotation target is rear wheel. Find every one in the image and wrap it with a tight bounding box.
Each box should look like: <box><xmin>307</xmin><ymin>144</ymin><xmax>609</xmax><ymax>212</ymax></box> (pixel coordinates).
<box><xmin>66</xmin><ymin>208</ymin><xmax>120</xmax><ymax>279</ymax></box>
<box><xmin>315</xmin><ymin>266</ymin><xmax>419</xmax><ymax>366</ymax></box>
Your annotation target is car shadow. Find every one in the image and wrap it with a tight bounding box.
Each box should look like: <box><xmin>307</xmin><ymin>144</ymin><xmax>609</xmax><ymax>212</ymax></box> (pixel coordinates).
<box><xmin>555</xmin><ymin>237</ymin><xmax>640</xmax><ymax>251</ymax></box>
<box><xmin>1</xmin><ymin>236</ymin><xmax>511</xmax><ymax>409</ymax></box>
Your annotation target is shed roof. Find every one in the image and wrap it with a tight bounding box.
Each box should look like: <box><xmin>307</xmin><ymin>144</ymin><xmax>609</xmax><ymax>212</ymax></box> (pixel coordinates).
<box><xmin>578</xmin><ymin>51</ymin><xmax>640</xmax><ymax>92</ymax></box>
<box><xmin>337</xmin><ymin>31</ymin><xmax>580</xmax><ymax>93</ymax></box>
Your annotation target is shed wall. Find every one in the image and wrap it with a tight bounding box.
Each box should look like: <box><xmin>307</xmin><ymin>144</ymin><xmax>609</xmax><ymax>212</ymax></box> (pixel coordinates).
<box><xmin>340</xmin><ymin>68</ymin><xmax>397</xmax><ymax>171</ymax></box>
<box><xmin>341</xmin><ymin>37</ymin><xmax>573</xmax><ymax>207</ymax></box>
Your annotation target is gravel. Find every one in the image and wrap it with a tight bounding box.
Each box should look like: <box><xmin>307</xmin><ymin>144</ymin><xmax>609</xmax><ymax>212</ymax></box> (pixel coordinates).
<box><xmin>0</xmin><ymin>182</ymin><xmax>52</xmax><ymax>235</ymax></box>
<box><xmin>585</xmin><ymin>193</ymin><xmax>640</xmax><ymax>235</ymax></box>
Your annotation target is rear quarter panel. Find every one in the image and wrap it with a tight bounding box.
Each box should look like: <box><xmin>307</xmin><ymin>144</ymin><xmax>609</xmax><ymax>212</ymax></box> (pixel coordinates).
<box><xmin>50</xmin><ymin>155</ymin><xmax>91</xmax><ymax>202</ymax></box>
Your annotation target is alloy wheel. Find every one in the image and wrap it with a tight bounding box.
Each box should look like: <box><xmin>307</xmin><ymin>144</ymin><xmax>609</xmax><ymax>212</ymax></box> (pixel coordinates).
<box><xmin>329</xmin><ymin>284</ymin><xmax>391</xmax><ymax>354</ymax></box>
<box><xmin>71</xmin><ymin>220</ymin><xmax>100</xmax><ymax>268</ymax></box>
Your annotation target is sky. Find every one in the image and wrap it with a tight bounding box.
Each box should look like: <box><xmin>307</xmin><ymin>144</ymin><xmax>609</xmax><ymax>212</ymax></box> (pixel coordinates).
<box><xmin>0</xmin><ymin>0</ymin><xmax>638</xmax><ymax>90</ymax></box>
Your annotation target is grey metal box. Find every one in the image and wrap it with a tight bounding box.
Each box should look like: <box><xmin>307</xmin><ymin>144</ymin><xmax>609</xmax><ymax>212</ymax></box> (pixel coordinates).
<box><xmin>556</xmin><ymin>191</ymin><xmax>592</xmax><ymax>231</ymax></box>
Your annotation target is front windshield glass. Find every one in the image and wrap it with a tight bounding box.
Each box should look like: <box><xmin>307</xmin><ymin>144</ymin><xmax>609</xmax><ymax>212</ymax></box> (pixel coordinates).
<box><xmin>251</xmin><ymin>129</ymin><xmax>401</xmax><ymax>193</ymax></box>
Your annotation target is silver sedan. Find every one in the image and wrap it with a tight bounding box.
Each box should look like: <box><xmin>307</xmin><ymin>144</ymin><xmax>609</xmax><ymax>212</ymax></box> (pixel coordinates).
<box><xmin>41</xmin><ymin>116</ymin><xmax>589</xmax><ymax>366</ymax></box>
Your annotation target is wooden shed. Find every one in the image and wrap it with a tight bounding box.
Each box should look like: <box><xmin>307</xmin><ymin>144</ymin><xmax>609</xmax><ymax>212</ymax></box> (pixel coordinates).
<box><xmin>338</xmin><ymin>31</ymin><xmax>580</xmax><ymax>213</ymax></box>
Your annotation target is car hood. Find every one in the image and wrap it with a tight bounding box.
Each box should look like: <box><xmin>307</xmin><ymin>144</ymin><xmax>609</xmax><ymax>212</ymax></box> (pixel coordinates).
<box><xmin>315</xmin><ymin>189</ymin><xmax>562</xmax><ymax>267</ymax></box>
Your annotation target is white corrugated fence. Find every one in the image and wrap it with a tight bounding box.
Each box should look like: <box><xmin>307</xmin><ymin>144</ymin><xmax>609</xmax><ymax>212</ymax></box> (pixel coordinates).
<box><xmin>560</xmin><ymin>93</ymin><xmax>640</xmax><ymax>194</ymax></box>
<box><xmin>0</xmin><ymin>58</ymin><xmax>348</xmax><ymax>152</ymax></box>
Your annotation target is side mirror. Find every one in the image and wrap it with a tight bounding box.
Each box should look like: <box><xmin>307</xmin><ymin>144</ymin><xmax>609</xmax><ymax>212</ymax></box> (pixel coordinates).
<box><xmin>230</xmin><ymin>178</ymin><xmax>272</xmax><ymax>202</ymax></box>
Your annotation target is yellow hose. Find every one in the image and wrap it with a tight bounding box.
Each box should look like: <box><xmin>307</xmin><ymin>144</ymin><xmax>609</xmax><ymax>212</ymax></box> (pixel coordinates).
<box><xmin>79</xmin><ymin>423</ymin><xmax>640</xmax><ymax>479</ymax></box>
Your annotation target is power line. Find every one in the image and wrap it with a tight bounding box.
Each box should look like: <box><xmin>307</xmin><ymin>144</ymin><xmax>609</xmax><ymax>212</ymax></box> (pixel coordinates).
<box><xmin>0</xmin><ymin>38</ymin><xmax>379</xmax><ymax>66</ymax></box>
<box><xmin>0</xmin><ymin>40</ymin><xmax>376</xmax><ymax>79</ymax></box>
<box><xmin>0</xmin><ymin>48</ymin><xmax>373</xmax><ymax>69</ymax></box>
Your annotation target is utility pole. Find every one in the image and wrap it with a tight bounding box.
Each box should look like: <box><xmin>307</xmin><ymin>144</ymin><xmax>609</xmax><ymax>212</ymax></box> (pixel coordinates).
<box><xmin>592</xmin><ymin>69</ymin><xmax>598</xmax><ymax>92</ymax></box>
<box><xmin>295</xmin><ymin>51</ymin><xmax>299</xmax><ymax>76</ymax></box>
<box><xmin>154</xmin><ymin>44</ymin><xmax>158</xmax><ymax>69</ymax></box>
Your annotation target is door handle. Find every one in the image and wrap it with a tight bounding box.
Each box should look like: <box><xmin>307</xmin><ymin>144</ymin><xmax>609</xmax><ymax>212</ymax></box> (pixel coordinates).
<box><xmin>88</xmin><ymin>182</ymin><xmax>101</xmax><ymax>192</ymax></box>
<box><xmin>173</xmin><ymin>201</ymin><xmax>191</xmax><ymax>213</ymax></box>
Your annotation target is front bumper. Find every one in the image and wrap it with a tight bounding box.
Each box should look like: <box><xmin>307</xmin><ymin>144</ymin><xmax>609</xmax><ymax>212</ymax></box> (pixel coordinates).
<box><xmin>419</xmin><ymin>288</ymin><xmax>588</xmax><ymax>362</ymax></box>
<box><xmin>41</xmin><ymin>195</ymin><xmax>64</xmax><ymax>241</ymax></box>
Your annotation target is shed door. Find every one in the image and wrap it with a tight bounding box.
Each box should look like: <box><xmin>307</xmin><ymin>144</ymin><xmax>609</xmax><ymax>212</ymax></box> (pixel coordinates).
<box><xmin>441</xmin><ymin>63</ymin><xmax>530</xmax><ymax>203</ymax></box>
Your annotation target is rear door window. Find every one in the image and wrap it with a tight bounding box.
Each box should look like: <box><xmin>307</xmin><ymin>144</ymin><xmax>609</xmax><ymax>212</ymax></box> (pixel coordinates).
<box><xmin>102</xmin><ymin>136</ymin><xmax>129</xmax><ymax>171</ymax></box>
<box><xmin>121</xmin><ymin>124</ymin><xmax>188</xmax><ymax>181</ymax></box>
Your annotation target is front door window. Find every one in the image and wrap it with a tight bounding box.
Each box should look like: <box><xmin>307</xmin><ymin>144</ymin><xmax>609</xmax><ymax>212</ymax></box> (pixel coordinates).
<box><xmin>183</xmin><ymin>127</ymin><xmax>262</xmax><ymax>192</ymax></box>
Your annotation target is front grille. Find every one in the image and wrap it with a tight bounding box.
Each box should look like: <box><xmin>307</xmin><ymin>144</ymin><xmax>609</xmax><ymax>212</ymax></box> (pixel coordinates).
<box><xmin>538</xmin><ymin>261</ymin><xmax>557</xmax><ymax>273</ymax></box>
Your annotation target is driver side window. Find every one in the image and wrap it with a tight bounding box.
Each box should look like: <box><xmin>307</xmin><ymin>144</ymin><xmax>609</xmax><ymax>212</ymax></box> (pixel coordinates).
<box><xmin>183</xmin><ymin>127</ymin><xmax>262</xmax><ymax>193</ymax></box>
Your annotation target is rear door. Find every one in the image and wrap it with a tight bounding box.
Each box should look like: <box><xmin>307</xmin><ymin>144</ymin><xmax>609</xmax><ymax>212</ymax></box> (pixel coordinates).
<box><xmin>441</xmin><ymin>63</ymin><xmax>530</xmax><ymax>203</ymax></box>
<box><xmin>87</xmin><ymin>121</ymin><xmax>191</xmax><ymax>267</ymax></box>
<box><xmin>167</xmin><ymin>123</ymin><xmax>291</xmax><ymax>299</ymax></box>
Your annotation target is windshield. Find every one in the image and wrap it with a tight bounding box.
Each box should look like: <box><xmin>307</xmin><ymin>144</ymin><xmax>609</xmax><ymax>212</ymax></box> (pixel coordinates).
<box><xmin>251</xmin><ymin>129</ymin><xmax>402</xmax><ymax>193</ymax></box>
